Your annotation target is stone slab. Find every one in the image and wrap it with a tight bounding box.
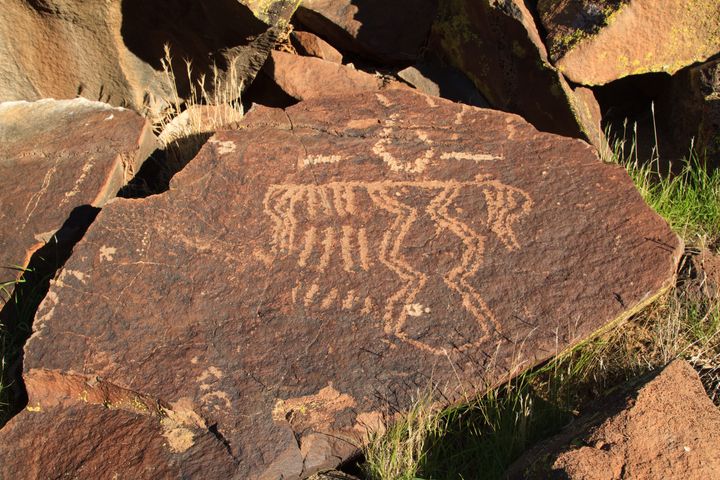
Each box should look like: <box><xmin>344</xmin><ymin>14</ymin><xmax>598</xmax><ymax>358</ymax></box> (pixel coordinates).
<box><xmin>2</xmin><ymin>90</ymin><xmax>681</xmax><ymax>479</ymax></box>
<box><xmin>0</xmin><ymin>401</ymin><xmax>237</xmax><ymax>479</ymax></box>
<box><xmin>267</xmin><ymin>50</ymin><xmax>408</xmax><ymax>100</ymax></box>
<box><xmin>291</xmin><ymin>30</ymin><xmax>344</xmax><ymax>64</ymax></box>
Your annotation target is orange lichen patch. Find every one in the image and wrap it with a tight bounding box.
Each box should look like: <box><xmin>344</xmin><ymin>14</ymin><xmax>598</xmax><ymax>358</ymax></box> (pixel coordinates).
<box><xmin>272</xmin><ymin>384</ymin><xmax>356</xmax><ymax>430</ymax></box>
<box><xmin>159</xmin><ymin>398</ymin><xmax>207</xmax><ymax>453</ymax></box>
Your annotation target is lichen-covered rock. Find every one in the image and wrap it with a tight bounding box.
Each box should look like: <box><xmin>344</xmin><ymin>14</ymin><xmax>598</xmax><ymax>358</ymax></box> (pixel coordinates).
<box><xmin>0</xmin><ymin>90</ymin><xmax>681</xmax><ymax>479</ymax></box>
<box><xmin>0</xmin><ymin>0</ymin><xmax>299</xmax><ymax>116</ymax></box>
<box><xmin>0</xmin><ymin>98</ymin><xmax>156</xmax><ymax>291</ymax></box>
<box><xmin>538</xmin><ymin>0</ymin><xmax>720</xmax><ymax>85</ymax></box>
<box><xmin>430</xmin><ymin>0</ymin><xmax>610</xmax><ymax>158</ymax></box>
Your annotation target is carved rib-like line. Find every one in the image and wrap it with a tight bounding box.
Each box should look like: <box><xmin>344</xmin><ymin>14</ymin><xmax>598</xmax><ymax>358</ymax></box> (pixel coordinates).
<box><xmin>358</xmin><ymin>227</ymin><xmax>371</xmax><ymax>271</ymax></box>
<box><xmin>298</xmin><ymin>227</ymin><xmax>317</xmax><ymax>267</ymax></box>
<box><xmin>341</xmin><ymin>225</ymin><xmax>355</xmax><ymax>272</ymax></box>
<box><xmin>317</xmin><ymin>227</ymin><xmax>335</xmax><ymax>271</ymax></box>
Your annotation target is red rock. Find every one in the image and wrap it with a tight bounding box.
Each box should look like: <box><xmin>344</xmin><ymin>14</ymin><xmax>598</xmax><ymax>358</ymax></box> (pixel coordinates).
<box><xmin>266</xmin><ymin>50</ymin><xmax>407</xmax><ymax>100</ymax></box>
<box><xmin>295</xmin><ymin>0</ymin><xmax>438</xmax><ymax>63</ymax></box>
<box><xmin>0</xmin><ymin>402</ymin><xmax>236</xmax><ymax>478</ymax></box>
<box><xmin>2</xmin><ymin>90</ymin><xmax>681</xmax><ymax>479</ymax></box>
<box><xmin>291</xmin><ymin>30</ymin><xmax>344</xmax><ymax>64</ymax></box>
<box><xmin>0</xmin><ymin>98</ymin><xmax>156</xmax><ymax>289</ymax></box>
<box><xmin>509</xmin><ymin>360</ymin><xmax>720</xmax><ymax>479</ymax></box>
<box><xmin>430</xmin><ymin>0</ymin><xmax>611</xmax><ymax>158</ymax></box>
<box><xmin>538</xmin><ymin>0</ymin><xmax>720</xmax><ymax>86</ymax></box>
<box><xmin>0</xmin><ymin>0</ymin><xmax>298</xmax><ymax>116</ymax></box>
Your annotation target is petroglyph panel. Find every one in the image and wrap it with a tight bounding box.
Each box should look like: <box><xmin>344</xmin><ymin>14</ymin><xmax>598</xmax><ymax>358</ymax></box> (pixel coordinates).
<box><xmin>264</xmin><ymin>177</ymin><xmax>532</xmax><ymax>355</ymax></box>
<box><xmin>6</xmin><ymin>90</ymin><xmax>682</xmax><ymax>480</ymax></box>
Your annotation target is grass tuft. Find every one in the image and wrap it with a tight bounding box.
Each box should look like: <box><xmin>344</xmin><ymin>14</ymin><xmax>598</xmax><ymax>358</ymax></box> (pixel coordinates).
<box><xmin>156</xmin><ymin>45</ymin><xmax>244</xmax><ymax>148</ymax></box>
<box><xmin>611</xmin><ymin>122</ymin><xmax>720</xmax><ymax>249</ymax></box>
<box><xmin>363</xmin><ymin>392</ymin><xmax>439</xmax><ymax>480</ymax></box>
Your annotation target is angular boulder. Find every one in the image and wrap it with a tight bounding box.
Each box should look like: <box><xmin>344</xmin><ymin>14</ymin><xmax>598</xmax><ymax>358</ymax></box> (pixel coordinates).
<box><xmin>294</xmin><ymin>0</ymin><xmax>438</xmax><ymax>63</ymax></box>
<box><xmin>397</xmin><ymin>63</ymin><xmax>490</xmax><ymax>108</ymax></box>
<box><xmin>266</xmin><ymin>50</ymin><xmax>407</xmax><ymax>100</ymax></box>
<box><xmin>291</xmin><ymin>30</ymin><xmax>344</xmax><ymax>64</ymax></box>
<box><xmin>538</xmin><ymin>0</ymin><xmax>720</xmax><ymax>86</ymax></box>
<box><xmin>509</xmin><ymin>360</ymin><xmax>720</xmax><ymax>479</ymax></box>
<box><xmin>0</xmin><ymin>0</ymin><xmax>299</xmax><ymax>116</ymax></box>
<box><xmin>431</xmin><ymin>0</ymin><xmax>610</xmax><ymax>158</ymax></box>
<box><xmin>1</xmin><ymin>90</ymin><xmax>681</xmax><ymax>478</ymax></box>
<box><xmin>0</xmin><ymin>98</ymin><xmax>156</xmax><ymax>292</ymax></box>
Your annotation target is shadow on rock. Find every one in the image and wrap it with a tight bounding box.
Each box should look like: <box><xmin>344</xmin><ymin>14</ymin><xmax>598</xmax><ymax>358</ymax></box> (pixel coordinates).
<box><xmin>0</xmin><ymin>205</ymin><xmax>99</xmax><ymax>428</ymax></box>
<box><xmin>120</xmin><ymin>0</ymin><xmax>267</xmax><ymax>98</ymax></box>
<box><xmin>119</xmin><ymin>133</ymin><xmax>213</xmax><ymax>198</ymax></box>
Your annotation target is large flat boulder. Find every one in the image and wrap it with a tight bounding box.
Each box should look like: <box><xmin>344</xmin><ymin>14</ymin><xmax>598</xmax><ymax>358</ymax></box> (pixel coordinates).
<box><xmin>0</xmin><ymin>90</ymin><xmax>681</xmax><ymax>479</ymax></box>
<box><xmin>0</xmin><ymin>0</ymin><xmax>299</xmax><ymax>116</ymax></box>
<box><xmin>538</xmin><ymin>0</ymin><xmax>720</xmax><ymax>86</ymax></box>
<box><xmin>295</xmin><ymin>0</ymin><xmax>438</xmax><ymax>63</ymax></box>
<box><xmin>0</xmin><ymin>98</ymin><xmax>156</xmax><ymax>292</ymax></box>
<box><xmin>509</xmin><ymin>360</ymin><xmax>720</xmax><ymax>479</ymax></box>
<box><xmin>430</xmin><ymin>0</ymin><xmax>610</xmax><ymax>158</ymax></box>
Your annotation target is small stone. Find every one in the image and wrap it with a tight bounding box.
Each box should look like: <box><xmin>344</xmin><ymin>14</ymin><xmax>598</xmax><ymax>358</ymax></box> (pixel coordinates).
<box><xmin>266</xmin><ymin>50</ymin><xmax>408</xmax><ymax>100</ymax></box>
<box><xmin>291</xmin><ymin>30</ymin><xmax>344</xmax><ymax>64</ymax></box>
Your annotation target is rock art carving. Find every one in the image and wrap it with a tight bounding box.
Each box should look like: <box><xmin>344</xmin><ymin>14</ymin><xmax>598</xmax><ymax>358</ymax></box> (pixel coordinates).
<box><xmin>264</xmin><ymin>169</ymin><xmax>532</xmax><ymax>355</ymax></box>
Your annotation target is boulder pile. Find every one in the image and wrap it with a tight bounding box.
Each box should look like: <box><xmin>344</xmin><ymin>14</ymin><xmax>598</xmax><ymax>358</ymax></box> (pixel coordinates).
<box><xmin>0</xmin><ymin>1</ymin><xmax>717</xmax><ymax>479</ymax></box>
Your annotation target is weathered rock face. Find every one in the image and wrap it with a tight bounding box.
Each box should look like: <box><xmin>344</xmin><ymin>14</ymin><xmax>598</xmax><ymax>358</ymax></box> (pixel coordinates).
<box><xmin>294</xmin><ymin>0</ymin><xmax>438</xmax><ymax>63</ymax></box>
<box><xmin>509</xmin><ymin>360</ymin><xmax>720</xmax><ymax>479</ymax></box>
<box><xmin>431</xmin><ymin>0</ymin><xmax>610</xmax><ymax>158</ymax></box>
<box><xmin>0</xmin><ymin>90</ymin><xmax>681</xmax><ymax>479</ymax></box>
<box><xmin>538</xmin><ymin>0</ymin><xmax>720</xmax><ymax>86</ymax></box>
<box><xmin>0</xmin><ymin>98</ymin><xmax>156</xmax><ymax>290</ymax></box>
<box><xmin>266</xmin><ymin>50</ymin><xmax>407</xmax><ymax>100</ymax></box>
<box><xmin>291</xmin><ymin>30</ymin><xmax>344</xmax><ymax>64</ymax></box>
<box><xmin>0</xmin><ymin>0</ymin><xmax>299</xmax><ymax>116</ymax></box>
<box><xmin>0</xmin><ymin>402</ymin><xmax>237</xmax><ymax>479</ymax></box>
